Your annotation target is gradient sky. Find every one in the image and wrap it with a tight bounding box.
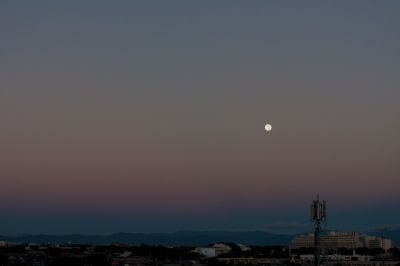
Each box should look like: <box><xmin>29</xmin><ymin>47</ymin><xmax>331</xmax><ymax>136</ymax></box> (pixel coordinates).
<box><xmin>1</xmin><ymin>1</ymin><xmax>400</xmax><ymax>236</ymax></box>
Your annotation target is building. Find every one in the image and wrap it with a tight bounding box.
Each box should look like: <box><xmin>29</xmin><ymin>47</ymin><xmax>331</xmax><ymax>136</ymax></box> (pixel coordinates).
<box><xmin>218</xmin><ymin>257</ymin><xmax>400</xmax><ymax>266</ymax></box>
<box><xmin>195</xmin><ymin>247</ymin><xmax>216</xmax><ymax>258</ymax></box>
<box><xmin>382</xmin><ymin>238</ymin><xmax>393</xmax><ymax>250</ymax></box>
<box><xmin>291</xmin><ymin>234</ymin><xmax>315</xmax><ymax>249</ymax></box>
<box><xmin>0</xmin><ymin>241</ymin><xmax>15</xmax><ymax>247</ymax></box>
<box><xmin>195</xmin><ymin>243</ymin><xmax>232</xmax><ymax>258</ymax></box>
<box><xmin>290</xmin><ymin>231</ymin><xmax>393</xmax><ymax>252</ymax></box>
<box><xmin>322</xmin><ymin>230</ymin><xmax>364</xmax><ymax>249</ymax></box>
<box><xmin>359</xmin><ymin>235</ymin><xmax>376</xmax><ymax>248</ymax></box>
<box><xmin>300</xmin><ymin>250</ymin><xmax>374</xmax><ymax>262</ymax></box>
<box><xmin>369</xmin><ymin>238</ymin><xmax>393</xmax><ymax>251</ymax></box>
<box><xmin>237</xmin><ymin>244</ymin><xmax>251</xmax><ymax>251</ymax></box>
<box><xmin>213</xmin><ymin>243</ymin><xmax>232</xmax><ymax>256</ymax></box>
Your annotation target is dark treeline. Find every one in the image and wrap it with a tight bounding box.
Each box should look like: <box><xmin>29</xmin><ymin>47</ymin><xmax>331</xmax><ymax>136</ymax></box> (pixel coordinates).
<box><xmin>1</xmin><ymin>243</ymin><xmax>399</xmax><ymax>266</ymax></box>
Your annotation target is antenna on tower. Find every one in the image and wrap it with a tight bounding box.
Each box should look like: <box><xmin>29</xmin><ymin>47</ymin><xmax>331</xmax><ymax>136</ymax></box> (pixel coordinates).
<box><xmin>310</xmin><ymin>196</ymin><xmax>327</xmax><ymax>266</ymax></box>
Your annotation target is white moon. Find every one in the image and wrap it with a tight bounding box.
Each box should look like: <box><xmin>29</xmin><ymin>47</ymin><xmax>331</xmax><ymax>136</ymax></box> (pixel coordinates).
<box><xmin>265</xmin><ymin>124</ymin><xmax>272</xmax><ymax>131</ymax></box>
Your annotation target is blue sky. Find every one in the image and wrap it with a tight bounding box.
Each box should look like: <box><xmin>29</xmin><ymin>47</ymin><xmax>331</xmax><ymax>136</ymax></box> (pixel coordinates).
<box><xmin>1</xmin><ymin>1</ymin><xmax>399</xmax><ymax>235</ymax></box>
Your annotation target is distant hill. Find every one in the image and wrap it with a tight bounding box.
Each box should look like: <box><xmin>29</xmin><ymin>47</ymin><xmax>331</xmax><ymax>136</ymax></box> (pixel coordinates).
<box><xmin>2</xmin><ymin>230</ymin><xmax>398</xmax><ymax>247</ymax></box>
<box><xmin>0</xmin><ymin>230</ymin><xmax>296</xmax><ymax>246</ymax></box>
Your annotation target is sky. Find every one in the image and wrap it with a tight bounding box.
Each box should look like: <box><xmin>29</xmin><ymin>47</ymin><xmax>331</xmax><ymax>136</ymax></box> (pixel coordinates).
<box><xmin>1</xmin><ymin>1</ymin><xmax>400</xmax><ymax>236</ymax></box>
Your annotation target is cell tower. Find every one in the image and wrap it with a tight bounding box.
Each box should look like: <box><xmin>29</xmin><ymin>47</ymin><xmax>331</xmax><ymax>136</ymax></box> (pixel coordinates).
<box><xmin>310</xmin><ymin>196</ymin><xmax>327</xmax><ymax>266</ymax></box>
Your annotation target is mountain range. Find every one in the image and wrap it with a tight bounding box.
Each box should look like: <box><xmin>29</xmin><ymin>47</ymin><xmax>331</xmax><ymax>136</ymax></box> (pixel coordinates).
<box><xmin>0</xmin><ymin>230</ymin><xmax>297</xmax><ymax>246</ymax></box>
<box><xmin>1</xmin><ymin>230</ymin><xmax>399</xmax><ymax>247</ymax></box>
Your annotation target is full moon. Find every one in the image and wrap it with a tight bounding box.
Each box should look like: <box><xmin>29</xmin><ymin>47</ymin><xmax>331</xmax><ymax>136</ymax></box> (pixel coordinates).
<box><xmin>265</xmin><ymin>124</ymin><xmax>272</xmax><ymax>131</ymax></box>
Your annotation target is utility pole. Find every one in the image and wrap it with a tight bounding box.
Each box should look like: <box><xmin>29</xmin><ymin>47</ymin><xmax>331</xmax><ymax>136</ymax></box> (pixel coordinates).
<box><xmin>374</xmin><ymin>228</ymin><xmax>387</xmax><ymax>266</ymax></box>
<box><xmin>310</xmin><ymin>196</ymin><xmax>327</xmax><ymax>266</ymax></box>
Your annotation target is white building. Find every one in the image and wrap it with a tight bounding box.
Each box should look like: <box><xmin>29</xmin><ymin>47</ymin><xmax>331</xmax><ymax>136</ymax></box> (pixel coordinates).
<box><xmin>195</xmin><ymin>243</ymin><xmax>233</xmax><ymax>258</ymax></box>
<box><xmin>237</xmin><ymin>244</ymin><xmax>251</xmax><ymax>251</ymax></box>
<box><xmin>213</xmin><ymin>243</ymin><xmax>232</xmax><ymax>256</ymax></box>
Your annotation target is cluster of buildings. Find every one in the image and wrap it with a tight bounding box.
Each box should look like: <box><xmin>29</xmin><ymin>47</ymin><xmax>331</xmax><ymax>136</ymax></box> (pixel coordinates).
<box><xmin>0</xmin><ymin>242</ymin><xmax>197</xmax><ymax>266</ymax></box>
<box><xmin>0</xmin><ymin>240</ymin><xmax>15</xmax><ymax>247</ymax></box>
<box><xmin>290</xmin><ymin>230</ymin><xmax>393</xmax><ymax>252</ymax></box>
<box><xmin>195</xmin><ymin>243</ymin><xmax>251</xmax><ymax>258</ymax></box>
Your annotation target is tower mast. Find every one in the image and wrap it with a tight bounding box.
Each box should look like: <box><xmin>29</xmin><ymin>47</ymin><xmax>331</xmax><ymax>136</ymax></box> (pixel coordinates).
<box><xmin>310</xmin><ymin>196</ymin><xmax>327</xmax><ymax>266</ymax></box>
